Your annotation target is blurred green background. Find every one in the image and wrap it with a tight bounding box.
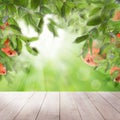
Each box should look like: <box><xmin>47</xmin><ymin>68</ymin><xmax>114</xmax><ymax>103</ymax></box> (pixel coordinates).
<box><xmin>0</xmin><ymin>20</ymin><xmax>120</xmax><ymax>91</ymax></box>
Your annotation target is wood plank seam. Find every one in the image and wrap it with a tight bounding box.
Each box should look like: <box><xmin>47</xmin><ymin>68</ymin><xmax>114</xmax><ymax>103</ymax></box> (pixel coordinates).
<box><xmin>85</xmin><ymin>93</ymin><xmax>106</xmax><ymax>120</ymax></box>
<box><xmin>98</xmin><ymin>93</ymin><xmax>120</xmax><ymax>113</ymax></box>
<box><xmin>71</xmin><ymin>95</ymin><xmax>82</xmax><ymax>120</ymax></box>
<box><xmin>35</xmin><ymin>92</ymin><xmax>47</xmax><ymax>120</ymax></box>
<box><xmin>12</xmin><ymin>92</ymin><xmax>35</xmax><ymax>120</ymax></box>
<box><xmin>111</xmin><ymin>93</ymin><xmax>120</xmax><ymax>99</ymax></box>
<box><xmin>70</xmin><ymin>93</ymin><xmax>83</xmax><ymax>120</ymax></box>
<box><xmin>0</xmin><ymin>95</ymin><xmax>18</xmax><ymax>112</ymax></box>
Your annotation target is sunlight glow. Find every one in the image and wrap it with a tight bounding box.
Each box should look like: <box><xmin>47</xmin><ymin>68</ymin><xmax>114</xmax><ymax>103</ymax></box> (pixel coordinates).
<box><xmin>18</xmin><ymin>15</ymin><xmax>67</xmax><ymax>61</ymax></box>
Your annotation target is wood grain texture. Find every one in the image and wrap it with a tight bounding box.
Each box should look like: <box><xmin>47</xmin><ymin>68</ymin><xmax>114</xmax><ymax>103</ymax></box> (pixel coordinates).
<box><xmin>0</xmin><ymin>92</ymin><xmax>33</xmax><ymax>120</ymax></box>
<box><xmin>86</xmin><ymin>92</ymin><xmax>120</xmax><ymax>120</ymax></box>
<box><xmin>0</xmin><ymin>92</ymin><xmax>120</xmax><ymax>120</ymax></box>
<box><xmin>14</xmin><ymin>92</ymin><xmax>46</xmax><ymax>120</ymax></box>
<box><xmin>0</xmin><ymin>92</ymin><xmax>18</xmax><ymax>112</ymax></box>
<box><xmin>99</xmin><ymin>92</ymin><xmax>120</xmax><ymax>113</ymax></box>
<box><xmin>72</xmin><ymin>92</ymin><xmax>104</xmax><ymax>120</ymax></box>
<box><xmin>36</xmin><ymin>92</ymin><xmax>59</xmax><ymax>120</ymax></box>
<box><xmin>111</xmin><ymin>92</ymin><xmax>120</xmax><ymax>99</ymax></box>
<box><xmin>60</xmin><ymin>92</ymin><xmax>81</xmax><ymax>120</ymax></box>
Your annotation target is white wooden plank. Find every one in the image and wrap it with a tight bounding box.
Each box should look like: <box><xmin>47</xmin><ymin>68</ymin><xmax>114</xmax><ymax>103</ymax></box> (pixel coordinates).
<box><xmin>0</xmin><ymin>92</ymin><xmax>33</xmax><ymax>120</ymax></box>
<box><xmin>111</xmin><ymin>92</ymin><xmax>120</xmax><ymax>99</ymax></box>
<box><xmin>72</xmin><ymin>92</ymin><xmax>104</xmax><ymax>120</ymax></box>
<box><xmin>36</xmin><ymin>92</ymin><xmax>59</xmax><ymax>120</ymax></box>
<box><xmin>99</xmin><ymin>92</ymin><xmax>120</xmax><ymax>112</ymax></box>
<box><xmin>0</xmin><ymin>92</ymin><xmax>18</xmax><ymax>111</ymax></box>
<box><xmin>0</xmin><ymin>92</ymin><xmax>120</xmax><ymax>120</ymax></box>
<box><xmin>87</xmin><ymin>92</ymin><xmax>120</xmax><ymax>120</ymax></box>
<box><xmin>14</xmin><ymin>92</ymin><xmax>46</xmax><ymax>120</ymax></box>
<box><xmin>60</xmin><ymin>92</ymin><xmax>81</xmax><ymax>120</ymax></box>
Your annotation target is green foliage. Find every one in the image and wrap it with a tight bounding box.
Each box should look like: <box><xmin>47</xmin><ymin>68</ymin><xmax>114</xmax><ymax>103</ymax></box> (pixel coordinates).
<box><xmin>13</xmin><ymin>0</ymin><xmax>29</xmax><ymax>7</ymax></box>
<box><xmin>48</xmin><ymin>20</ymin><xmax>58</xmax><ymax>37</ymax></box>
<box><xmin>30</xmin><ymin>0</ymin><xmax>40</xmax><ymax>9</ymax></box>
<box><xmin>0</xmin><ymin>0</ymin><xmax>120</xmax><ymax>85</ymax></box>
<box><xmin>37</xmin><ymin>17</ymin><xmax>44</xmax><ymax>33</ymax></box>
<box><xmin>26</xmin><ymin>44</ymin><xmax>39</xmax><ymax>56</ymax></box>
<box><xmin>74</xmin><ymin>35</ymin><xmax>89</xmax><ymax>43</ymax></box>
<box><xmin>87</xmin><ymin>16</ymin><xmax>102</xmax><ymax>26</ymax></box>
<box><xmin>15</xmin><ymin>38</ymin><xmax>22</xmax><ymax>55</ymax></box>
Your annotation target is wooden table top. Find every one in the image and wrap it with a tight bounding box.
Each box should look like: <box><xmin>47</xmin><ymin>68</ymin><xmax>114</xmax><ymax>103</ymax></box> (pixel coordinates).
<box><xmin>0</xmin><ymin>92</ymin><xmax>120</xmax><ymax>120</ymax></box>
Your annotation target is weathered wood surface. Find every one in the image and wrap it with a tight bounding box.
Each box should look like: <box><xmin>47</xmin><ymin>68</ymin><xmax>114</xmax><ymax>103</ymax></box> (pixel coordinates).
<box><xmin>0</xmin><ymin>92</ymin><xmax>119</xmax><ymax>120</ymax></box>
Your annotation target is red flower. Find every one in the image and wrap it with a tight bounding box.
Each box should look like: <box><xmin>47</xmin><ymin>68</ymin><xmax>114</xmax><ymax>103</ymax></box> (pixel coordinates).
<box><xmin>82</xmin><ymin>40</ymin><xmax>106</xmax><ymax>67</ymax></box>
<box><xmin>1</xmin><ymin>47</ymin><xmax>17</xmax><ymax>57</ymax></box>
<box><xmin>116</xmin><ymin>33</ymin><xmax>120</xmax><ymax>38</ymax></box>
<box><xmin>112</xmin><ymin>11</ymin><xmax>120</xmax><ymax>21</ymax></box>
<box><xmin>82</xmin><ymin>53</ymin><xmax>98</xmax><ymax>67</ymax></box>
<box><xmin>110</xmin><ymin>66</ymin><xmax>120</xmax><ymax>75</ymax></box>
<box><xmin>114</xmin><ymin>75</ymin><xmax>120</xmax><ymax>82</ymax></box>
<box><xmin>1</xmin><ymin>39</ymin><xmax>17</xmax><ymax>56</ymax></box>
<box><xmin>110</xmin><ymin>66</ymin><xmax>120</xmax><ymax>82</ymax></box>
<box><xmin>0</xmin><ymin>63</ymin><xmax>6</xmax><ymax>75</ymax></box>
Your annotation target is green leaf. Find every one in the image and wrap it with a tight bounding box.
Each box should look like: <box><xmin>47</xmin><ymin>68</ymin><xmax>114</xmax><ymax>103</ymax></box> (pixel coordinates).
<box><xmin>99</xmin><ymin>22</ymin><xmax>108</xmax><ymax>33</ymax></box>
<box><xmin>1</xmin><ymin>37</ymin><xmax>7</xmax><ymax>45</ymax></box>
<box><xmin>34</xmin><ymin>12</ymin><xmax>41</xmax><ymax>18</ymax></box>
<box><xmin>99</xmin><ymin>43</ymin><xmax>110</xmax><ymax>54</ymax></box>
<box><xmin>105</xmin><ymin>62</ymin><xmax>110</xmax><ymax>72</ymax></box>
<box><xmin>18</xmin><ymin>7</ymin><xmax>27</xmax><ymax>17</ymax></box>
<box><xmin>87</xmin><ymin>16</ymin><xmax>102</xmax><ymax>26</ymax></box>
<box><xmin>19</xmin><ymin>35</ymin><xmax>38</xmax><ymax>42</ymax></box>
<box><xmin>48</xmin><ymin>23</ymin><xmax>58</xmax><ymax>37</ymax></box>
<box><xmin>61</xmin><ymin>3</ymin><xmax>66</xmax><ymax>18</ymax></box>
<box><xmin>81</xmin><ymin>41</ymin><xmax>89</xmax><ymax>58</ymax></box>
<box><xmin>13</xmin><ymin>0</ymin><xmax>28</xmax><ymax>7</ymax></box>
<box><xmin>15</xmin><ymin>38</ymin><xmax>22</xmax><ymax>55</ymax></box>
<box><xmin>0</xmin><ymin>19</ymin><xmax>3</xmax><ymax>26</ymax></box>
<box><xmin>89</xmin><ymin>7</ymin><xmax>102</xmax><ymax>16</ymax></box>
<box><xmin>8</xmin><ymin>18</ymin><xmax>18</xmax><ymax>26</ymax></box>
<box><xmin>7</xmin><ymin>3</ymin><xmax>16</xmax><ymax>16</ymax></box>
<box><xmin>0</xmin><ymin>50</ymin><xmax>10</xmax><ymax>62</ymax></box>
<box><xmin>28</xmin><ymin>37</ymin><xmax>38</xmax><ymax>42</ymax></box>
<box><xmin>66</xmin><ymin>1</ymin><xmax>75</xmax><ymax>8</ymax></box>
<box><xmin>37</xmin><ymin>18</ymin><xmax>44</xmax><ymax>33</ymax></box>
<box><xmin>55</xmin><ymin>0</ymin><xmax>63</xmax><ymax>15</ymax></box>
<box><xmin>89</xmin><ymin>38</ymin><xmax>93</xmax><ymax>54</ymax></box>
<box><xmin>1</xmin><ymin>0</ymin><xmax>14</xmax><ymax>3</ymax></box>
<box><xmin>31</xmin><ymin>0</ymin><xmax>40</xmax><ymax>9</ymax></box>
<box><xmin>89</xmin><ymin>27</ymin><xmax>99</xmax><ymax>38</ymax></box>
<box><xmin>74</xmin><ymin>34</ymin><xmax>89</xmax><ymax>43</ymax></box>
<box><xmin>41</xmin><ymin>6</ymin><xmax>52</xmax><ymax>15</ymax></box>
<box><xmin>49</xmin><ymin>18</ymin><xmax>58</xmax><ymax>26</ymax></box>
<box><xmin>0</xmin><ymin>29</ymin><xmax>3</xmax><ymax>38</ymax></box>
<box><xmin>23</xmin><ymin>14</ymin><xmax>30</xmax><ymax>26</ymax></box>
<box><xmin>61</xmin><ymin>2</ymin><xmax>71</xmax><ymax>18</ymax></box>
<box><xmin>85</xmin><ymin>0</ymin><xmax>91</xmax><ymax>5</ymax></box>
<box><xmin>9</xmin><ymin>35</ymin><xmax>17</xmax><ymax>49</ymax></box>
<box><xmin>24</xmin><ymin>14</ymin><xmax>38</xmax><ymax>31</ymax></box>
<box><xmin>0</xmin><ymin>3</ymin><xmax>5</xmax><ymax>10</ymax></box>
<box><xmin>26</xmin><ymin>45</ymin><xmax>39</xmax><ymax>56</ymax></box>
<box><xmin>91</xmin><ymin>0</ymin><xmax>103</xmax><ymax>4</ymax></box>
<box><xmin>10</xmin><ymin>25</ymin><xmax>21</xmax><ymax>33</ymax></box>
<box><xmin>28</xmin><ymin>15</ymin><xmax>36</xmax><ymax>27</ymax></box>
